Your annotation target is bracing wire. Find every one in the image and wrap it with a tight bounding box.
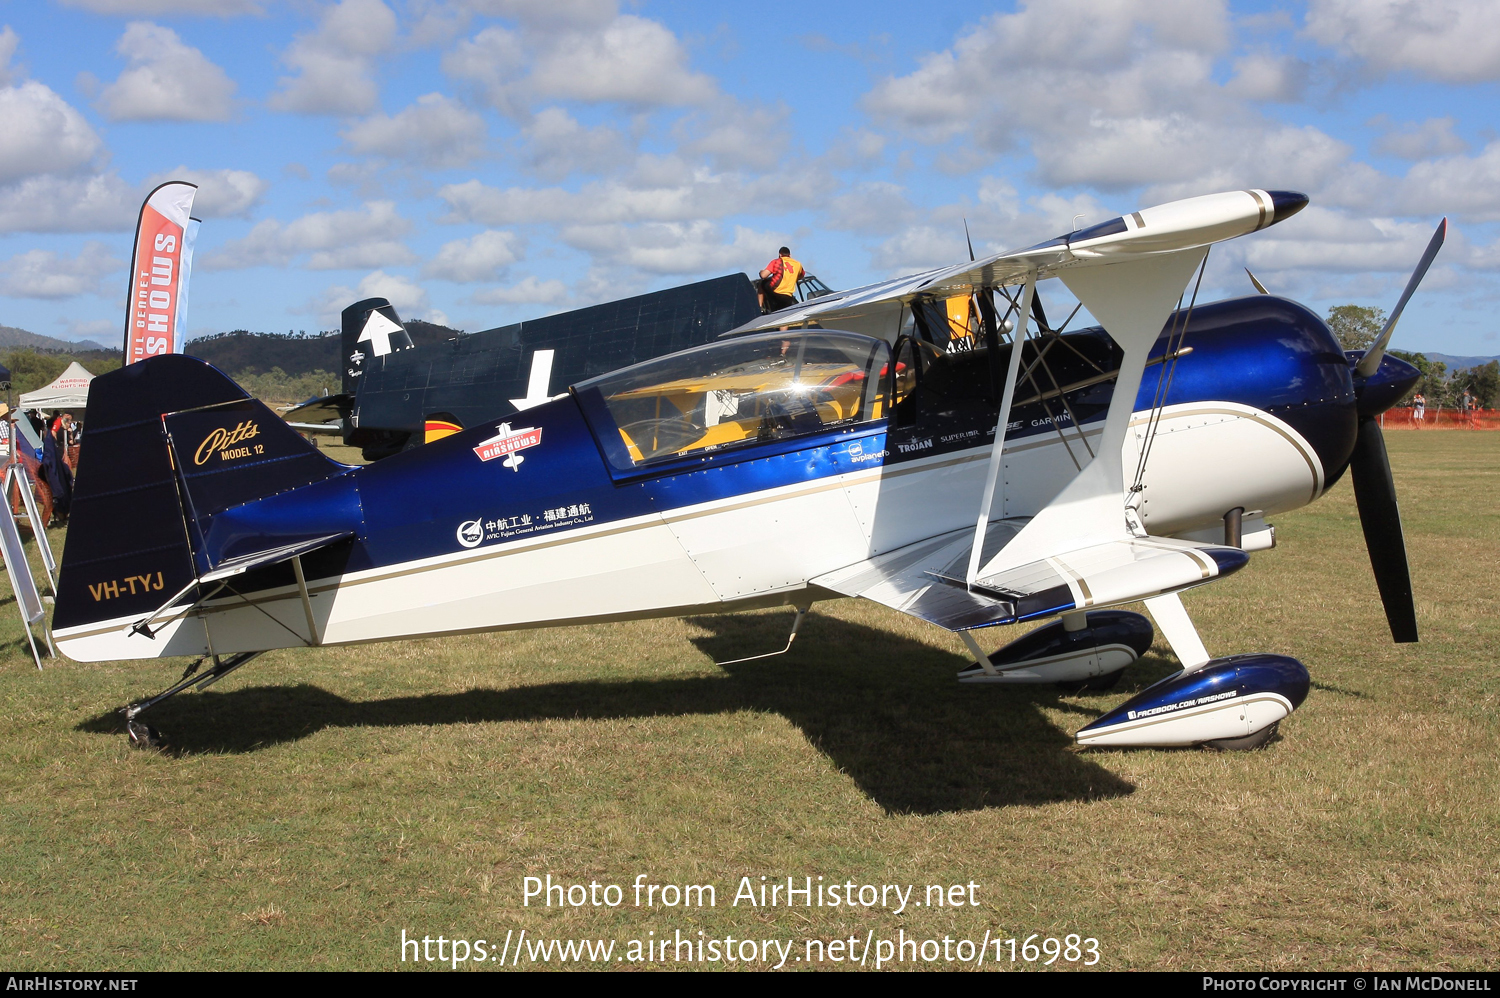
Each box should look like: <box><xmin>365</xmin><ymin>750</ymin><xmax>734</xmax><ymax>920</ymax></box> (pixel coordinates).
<box><xmin>1130</xmin><ymin>247</ymin><xmax>1211</xmax><ymax>496</ymax></box>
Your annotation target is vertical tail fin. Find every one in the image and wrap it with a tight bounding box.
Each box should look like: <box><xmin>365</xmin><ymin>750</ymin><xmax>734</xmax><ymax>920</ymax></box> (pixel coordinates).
<box><xmin>54</xmin><ymin>355</ymin><xmax>345</xmax><ymax>633</ymax></box>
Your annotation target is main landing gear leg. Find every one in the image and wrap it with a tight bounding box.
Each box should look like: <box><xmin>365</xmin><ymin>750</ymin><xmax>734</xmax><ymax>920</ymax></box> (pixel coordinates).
<box><xmin>122</xmin><ymin>651</ymin><xmax>264</xmax><ymax>749</ymax></box>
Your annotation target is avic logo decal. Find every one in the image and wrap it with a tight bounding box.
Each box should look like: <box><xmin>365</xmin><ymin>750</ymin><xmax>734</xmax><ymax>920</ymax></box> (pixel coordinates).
<box><xmin>456</xmin><ymin>519</ymin><xmax>485</xmax><ymax>548</ymax></box>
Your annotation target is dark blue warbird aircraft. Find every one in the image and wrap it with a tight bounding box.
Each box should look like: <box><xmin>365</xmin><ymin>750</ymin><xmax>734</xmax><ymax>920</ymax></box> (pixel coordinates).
<box><xmin>51</xmin><ymin>190</ymin><xmax>1436</xmax><ymax>751</ymax></box>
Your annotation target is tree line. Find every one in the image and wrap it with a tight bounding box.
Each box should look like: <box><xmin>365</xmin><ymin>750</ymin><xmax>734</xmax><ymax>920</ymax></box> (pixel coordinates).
<box><xmin>5</xmin><ymin>310</ymin><xmax>1488</xmax><ymax>411</ymax></box>
<box><xmin>1326</xmin><ymin>304</ymin><xmax>1497</xmax><ymax>408</ymax></box>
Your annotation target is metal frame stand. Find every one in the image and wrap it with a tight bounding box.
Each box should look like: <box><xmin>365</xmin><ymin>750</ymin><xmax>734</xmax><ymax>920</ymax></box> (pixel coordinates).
<box><xmin>0</xmin><ymin>477</ymin><xmax>52</xmax><ymax>669</ymax></box>
<box><xmin>3</xmin><ymin>464</ymin><xmax>56</xmax><ymax>593</ymax></box>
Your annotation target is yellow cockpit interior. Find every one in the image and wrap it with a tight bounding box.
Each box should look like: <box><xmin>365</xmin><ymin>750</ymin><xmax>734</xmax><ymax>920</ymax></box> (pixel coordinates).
<box><xmin>581</xmin><ymin>331</ymin><xmax>892</xmax><ymax>466</ymax></box>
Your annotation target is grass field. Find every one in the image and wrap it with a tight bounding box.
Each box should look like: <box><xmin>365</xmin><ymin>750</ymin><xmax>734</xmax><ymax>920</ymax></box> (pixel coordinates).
<box><xmin>0</xmin><ymin>430</ymin><xmax>1495</xmax><ymax>971</ymax></box>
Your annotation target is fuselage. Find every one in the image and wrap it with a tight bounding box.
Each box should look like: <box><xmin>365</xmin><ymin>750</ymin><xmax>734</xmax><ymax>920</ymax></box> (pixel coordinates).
<box><xmin>54</xmin><ymin>295</ymin><xmax>1380</xmax><ymax>663</ymax></box>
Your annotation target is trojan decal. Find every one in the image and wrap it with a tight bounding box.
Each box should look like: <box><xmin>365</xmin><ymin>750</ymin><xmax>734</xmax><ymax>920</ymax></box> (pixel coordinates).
<box><xmin>123</xmin><ymin>181</ymin><xmax>198</xmax><ymax>366</ymax></box>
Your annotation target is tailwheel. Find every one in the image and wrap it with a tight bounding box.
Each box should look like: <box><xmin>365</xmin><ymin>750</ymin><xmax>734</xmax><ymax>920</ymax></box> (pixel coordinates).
<box><xmin>126</xmin><ymin>718</ymin><xmax>165</xmax><ymax>750</ymax></box>
<box><xmin>1204</xmin><ymin>720</ymin><xmax>1279</xmax><ymax>752</ymax></box>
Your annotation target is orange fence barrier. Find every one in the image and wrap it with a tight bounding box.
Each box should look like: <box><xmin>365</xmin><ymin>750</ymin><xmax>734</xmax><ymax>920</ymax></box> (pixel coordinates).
<box><xmin>1381</xmin><ymin>407</ymin><xmax>1500</xmax><ymax>430</ymax></box>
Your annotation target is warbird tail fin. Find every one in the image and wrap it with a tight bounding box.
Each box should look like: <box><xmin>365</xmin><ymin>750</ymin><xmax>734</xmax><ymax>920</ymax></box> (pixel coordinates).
<box><xmin>53</xmin><ymin>355</ymin><xmax>351</xmax><ymax>650</ymax></box>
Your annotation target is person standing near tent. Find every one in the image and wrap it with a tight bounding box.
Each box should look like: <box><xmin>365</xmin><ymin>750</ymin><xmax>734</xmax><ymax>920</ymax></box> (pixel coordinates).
<box><xmin>41</xmin><ymin>415</ymin><xmax>71</xmax><ymax>525</ymax></box>
<box><xmin>61</xmin><ymin>414</ymin><xmax>79</xmax><ymax>472</ymax></box>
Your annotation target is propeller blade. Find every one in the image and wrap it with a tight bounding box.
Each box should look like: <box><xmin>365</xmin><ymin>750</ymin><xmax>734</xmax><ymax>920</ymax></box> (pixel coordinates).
<box><xmin>963</xmin><ymin>218</ymin><xmax>975</xmax><ymax>262</ymax></box>
<box><xmin>1348</xmin><ymin>415</ymin><xmax>1418</xmax><ymax>642</ymax></box>
<box><xmin>1355</xmin><ymin>218</ymin><xmax>1447</xmax><ymax>378</ymax></box>
<box><xmin>1245</xmin><ymin>267</ymin><xmax>1270</xmax><ymax>295</ymax></box>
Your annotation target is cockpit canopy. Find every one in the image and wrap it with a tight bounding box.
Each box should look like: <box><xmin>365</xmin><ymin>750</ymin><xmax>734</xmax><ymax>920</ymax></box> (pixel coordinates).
<box><xmin>576</xmin><ymin>330</ymin><xmax>891</xmax><ymax>470</ymax></box>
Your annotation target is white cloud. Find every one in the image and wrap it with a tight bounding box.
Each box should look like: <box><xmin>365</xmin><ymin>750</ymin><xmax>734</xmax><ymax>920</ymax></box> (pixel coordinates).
<box><xmin>307</xmin><ymin>269</ymin><xmax>429</xmax><ymax>324</ymax></box>
<box><xmin>58</xmin><ymin>0</ymin><xmax>263</xmax><ymax>13</ymax></box>
<box><xmin>1304</xmin><ymin>0</ymin><xmax>1500</xmax><ymax>83</ymax></box>
<box><xmin>203</xmin><ymin>200</ymin><xmax>414</xmax><ymax>270</ymax></box>
<box><xmin>0</xmin><ymin>26</ymin><xmax>18</xmax><ymax>86</ymax></box>
<box><xmin>440</xmin><ymin>27</ymin><xmax>527</xmax><ymax>116</ymax></box>
<box><xmin>341</xmin><ymin>93</ymin><xmax>487</xmax><ymax>167</ymax></box>
<box><xmin>529</xmin><ymin>15</ymin><xmax>714</xmax><ymax>105</ymax></box>
<box><xmin>1371</xmin><ymin>117</ymin><xmax>1469</xmax><ymax>161</ymax></box>
<box><xmin>470</xmin><ymin>275</ymin><xmax>569</xmax><ymax>306</ymax></box>
<box><xmin>870</xmin><ymin>225</ymin><xmax>974</xmax><ymax>273</ymax></box>
<box><xmin>144</xmin><ymin>166</ymin><xmax>269</xmax><ymax>218</ymax></box>
<box><xmin>823</xmin><ymin>128</ymin><xmax>887</xmax><ymax>171</ymax></box>
<box><xmin>860</xmin><ymin>0</ymin><xmax>1362</xmax><ymax>198</ymax></box>
<box><xmin>58</xmin><ymin>317</ymin><xmax>117</xmax><ymax>342</ymax></box>
<box><xmin>356</xmin><ymin>270</ymin><xmax>428</xmax><ymax>315</ymax></box>
<box><xmin>557</xmin><ymin>221</ymin><xmax>781</xmax><ymax>275</ymax></box>
<box><xmin>1387</xmin><ymin>142</ymin><xmax>1500</xmax><ymax>220</ymax></box>
<box><xmin>866</xmin><ymin>0</ymin><xmax>1228</xmax><ymax>141</ymax></box>
<box><xmin>0</xmin><ymin>241</ymin><xmax>123</xmax><ymax>299</ymax></box>
<box><xmin>674</xmin><ymin>99</ymin><xmax>789</xmax><ymax>172</ymax></box>
<box><xmin>1225</xmin><ymin>52</ymin><xmax>1308</xmax><ymax>102</ymax></box>
<box><xmin>97</xmin><ymin>21</ymin><xmax>236</xmax><ymax>121</ymax></box>
<box><xmin>823</xmin><ymin>182</ymin><xmax>918</xmax><ymax>234</ymax></box>
<box><xmin>1238</xmin><ymin>206</ymin><xmax>1454</xmax><ymax>275</ymax></box>
<box><xmin>422</xmin><ymin>229</ymin><xmax>524</xmax><ymax>282</ymax></box>
<box><xmin>269</xmin><ymin>0</ymin><xmax>397</xmax><ymax>116</ymax></box>
<box><xmin>0</xmin><ymin>81</ymin><xmax>102</xmax><ymax>184</ymax></box>
<box><xmin>461</xmin><ymin>0</ymin><xmax>617</xmax><ymax>31</ymax></box>
<box><xmin>438</xmin><ymin>164</ymin><xmax>833</xmax><ymax>227</ymax></box>
<box><xmin>0</xmin><ymin>173</ymin><xmax>135</xmax><ymax>233</ymax></box>
<box><xmin>521</xmin><ymin>108</ymin><xmax>628</xmax><ymax>181</ymax></box>
<box><xmin>444</xmin><ymin>9</ymin><xmax>714</xmax><ymax>115</ymax></box>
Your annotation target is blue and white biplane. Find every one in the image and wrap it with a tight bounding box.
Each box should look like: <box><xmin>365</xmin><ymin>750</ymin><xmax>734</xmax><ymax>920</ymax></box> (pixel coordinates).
<box><xmin>52</xmin><ymin>189</ymin><xmax>1440</xmax><ymax>751</ymax></box>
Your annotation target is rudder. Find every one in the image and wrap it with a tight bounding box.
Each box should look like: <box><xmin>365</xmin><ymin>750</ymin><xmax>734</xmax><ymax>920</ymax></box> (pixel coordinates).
<box><xmin>54</xmin><ymin>355</ymin><xmax>345</xmax><ymax>633</ymax></box>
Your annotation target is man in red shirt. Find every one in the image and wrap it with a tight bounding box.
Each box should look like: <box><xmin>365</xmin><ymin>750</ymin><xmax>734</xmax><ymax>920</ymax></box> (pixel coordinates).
<box><xmin>759</xmin><ymin>247</ymin><xmax>804</xmax><ymax>313</ymax></box>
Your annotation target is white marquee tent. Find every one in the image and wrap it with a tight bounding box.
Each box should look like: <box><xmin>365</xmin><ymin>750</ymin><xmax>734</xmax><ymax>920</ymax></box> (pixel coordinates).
<box><xmin>20</xmin><ymin>361</ymin><xmax>94</xmax><ymax>411</ymax></box>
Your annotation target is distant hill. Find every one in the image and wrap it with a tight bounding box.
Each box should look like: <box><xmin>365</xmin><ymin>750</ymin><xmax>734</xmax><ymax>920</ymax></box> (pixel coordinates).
<box><xmin>185</xmin><ymin>320</ymin><xmax>465</xmax><ymax>377</ymax></box>
<box><xmin>0</xmin><ymin>324</ymin><xmax>107</xmax><ymax>353</ymax></box>
<box><xmin>1424</xmin><ymin>352</ymin><xmax>1500</xmax><ymax>371</ymax></box>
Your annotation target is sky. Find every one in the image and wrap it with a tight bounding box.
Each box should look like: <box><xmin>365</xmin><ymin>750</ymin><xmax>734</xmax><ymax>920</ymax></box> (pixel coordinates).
<box><xmin>0</xmin><ymin>0</ymin><xmax>1498</xmax><ymax>357</ymax></box>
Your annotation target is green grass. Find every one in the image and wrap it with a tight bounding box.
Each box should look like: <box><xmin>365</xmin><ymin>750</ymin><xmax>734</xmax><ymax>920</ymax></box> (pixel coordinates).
<box><xmin>0</xmin><ymin>431</ymin><xmax>1495</xmax><ymax>970</ymax></box>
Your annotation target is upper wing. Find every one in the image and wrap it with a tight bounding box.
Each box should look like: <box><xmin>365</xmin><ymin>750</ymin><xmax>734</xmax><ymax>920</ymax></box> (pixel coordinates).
<box><xmin>803</xmin><ymin>188</ymin><xmax>1307</xmax><ymax>633</ymax></box>
<box><xmin>725</xmin><ymin>190</ymin><xmax>1307</xmax><ymax>338</ymax></box>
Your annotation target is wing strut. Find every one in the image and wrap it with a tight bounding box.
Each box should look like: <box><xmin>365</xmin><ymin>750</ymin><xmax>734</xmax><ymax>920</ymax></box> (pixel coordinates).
<box><xmin>1142</xmin><ymin>592</ymin><xmax>1210</xmax><ymax>671</ymax></box>
<box><xmin>966</xmin><ymin>272</ymin><xmax>1036</xmax><ymax>587</ymax></box>
<box><xmin>978</xmin><ymin>248</ymin><xmax>1209</xmax><ymax>579</ymax></box>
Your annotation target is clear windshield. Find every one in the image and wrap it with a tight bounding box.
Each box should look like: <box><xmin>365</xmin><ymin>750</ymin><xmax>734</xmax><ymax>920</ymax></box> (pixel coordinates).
<box><xmin>579</xmin><ymin>330</ymin><xmax>890</xmax><ymax>466</ymax></box>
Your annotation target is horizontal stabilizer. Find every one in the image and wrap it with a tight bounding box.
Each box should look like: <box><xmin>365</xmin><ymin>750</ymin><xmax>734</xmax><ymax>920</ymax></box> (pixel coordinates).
<box><xmin>282</xmin><ymin>393</ymin><xmax>352</xmax><ymax>425</ymax></box>
<box><xmin>200</xmin><ymin>531</ymin><xmax>354</xmax><ymax>583</ymax></box>
<box><xmin>163</xmin><ymin>396</ymin><xmax>350</xmax><ymax>578</ymax></box>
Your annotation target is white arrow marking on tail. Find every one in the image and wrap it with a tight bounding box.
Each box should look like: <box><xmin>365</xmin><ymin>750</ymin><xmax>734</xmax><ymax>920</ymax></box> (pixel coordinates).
<box><xmin>510</xmin><ymin>349</ymin><xmax>565</xmax><ymax>411</ymax></box>
<box><xmin>357</xmin><ymin>310</ymin><xmax>404</xmax><ymax>358</ymax></box>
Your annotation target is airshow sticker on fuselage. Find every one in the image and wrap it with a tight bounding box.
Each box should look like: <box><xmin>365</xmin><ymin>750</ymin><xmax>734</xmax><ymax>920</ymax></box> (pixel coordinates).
<box><xmin>474</xmin><ymin>423</ymin><xmax>542</xmax><ymax>471</ymax></box>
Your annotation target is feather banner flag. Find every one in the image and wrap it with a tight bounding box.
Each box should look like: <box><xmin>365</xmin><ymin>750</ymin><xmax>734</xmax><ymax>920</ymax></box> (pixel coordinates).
<box><xmin>122</xmin><ymin>182</ymin><xmax>198</xmax><ymax>366</ymax></box>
